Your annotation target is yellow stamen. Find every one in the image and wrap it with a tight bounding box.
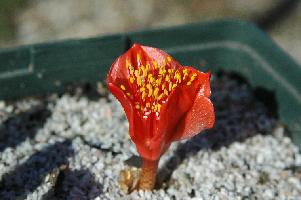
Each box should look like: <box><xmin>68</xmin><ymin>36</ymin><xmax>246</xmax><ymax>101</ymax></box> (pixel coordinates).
<box><xmin>141</xmin><ymin>65</ymin><xmax>147</xmax><ymax>77</ymax></box>
<box><xmin>190</xmin><ymin>73</ymin><xmax>197</xmax><ymax>82</ymax></box>
<box><xmin>158</xmin><ymin>93</ymin><xmax>164</xmax><ymax>100</ymax></box>
<box><xmin>134</xmin><ymin>70</ymin><xmax>140</xmax><ymax>78</ymax></box>
<box><xmin>153</xmin><ymin>87</ymin><xmax>159</xmax><ymax>98</ymax></box>
<box><xmin>169</xmin><ymin>82</ymin><xmax>173</xmax><ymax>91</ymax></box>
<box><xmin>153</xmin><ymin>61</ymin><xmax>158</xmax><ymax>69</ymax></box>
<box><xmin>148</xmin><ymin>74</ymin><xmax>154</xmax><ymax>84</ymax></box>
<box><xmin>172</xmin><ymin>84</ymin><xmax>177</xmax><ymax>90</ymax></box>
<box><xmin>142</xmin><ymin>91</ymin><xmax>147</xmax><ymax>100</ymax></box>
<box><xmin>120</xmin><ymin>85</ymin><xmax>126</xmax><ymax>90</ymax></box>
<box><xmin>157</xmin><ymin>104</ymin><xmax>161</xmax><ymax>111</ymax></box>
<box><xmin>155</xmin><ymin>78</ymin><xmax>161</xmax><ymax>86</ymax></box>
<box><xmin>165</xmin><ymin>75</ymin><xmax>170</xmax><ymax>81</ymax></box>
<box><xmin>175</xmin><ymin>72</ymin><xmax>181</xmax><ymax>83</ymax></box>
<box><xmin>129</xmin><ymin>77</ymin><xmax>135</xmax><ymax>83</ymax></box>
<box><xmin>137</xmin><ymin>53</ymin><xmax>141</xmax><ymax>62</ymax></box>
<box><xmin>146</xmin><ymin>84</ymin><xmax>153</xmax><ymax>97</ymax></box>
<box><xmin>137</xmin><ymin>76</ymin><xmax>142</xmax><ymax>86</ymax></box>
<box><xmin>140</xmin><ymin>87</ymin><xmax>145</xmax><ymax>92</ymax></box>
<box><xmin>159</xmin><ymin>66</ymin><xmax>166</xmax><ymax>75</ymax></box>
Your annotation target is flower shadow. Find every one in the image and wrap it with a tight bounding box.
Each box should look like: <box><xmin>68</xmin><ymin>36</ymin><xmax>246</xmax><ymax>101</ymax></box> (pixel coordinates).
<box><xmin>42</xmin><ymin>168</ymin><xmax>103</xmax><ymax>200</ymax></box>
<box><xmin>0</xmin><ymin>102</ymin><xmax>51</xmax><ymax>153</ymax></box>
<box><xmin>0</xmin><ymin>140</ymin><xmax>74</xmax><ymax>199</ymax></box>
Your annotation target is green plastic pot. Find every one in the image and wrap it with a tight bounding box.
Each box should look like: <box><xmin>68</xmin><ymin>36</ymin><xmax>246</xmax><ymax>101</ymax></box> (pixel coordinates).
<box><xmin>0</xmin><ymin>19</ymin><xmax>300</xmax><ymax>147</ymax></box>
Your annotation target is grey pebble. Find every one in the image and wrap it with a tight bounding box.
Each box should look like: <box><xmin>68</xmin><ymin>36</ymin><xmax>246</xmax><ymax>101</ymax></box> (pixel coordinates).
<box><xmin>0</xmin><ymin>73</ymin><xmax>301</xmax><ymax>199</ymax></box>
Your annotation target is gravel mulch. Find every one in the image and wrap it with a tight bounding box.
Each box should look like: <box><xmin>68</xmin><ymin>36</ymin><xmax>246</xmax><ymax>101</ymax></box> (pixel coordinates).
<box><xmin>0</xmin><ymin>72</ymin><xmax>300</xmax><ymax>200</ymax></box>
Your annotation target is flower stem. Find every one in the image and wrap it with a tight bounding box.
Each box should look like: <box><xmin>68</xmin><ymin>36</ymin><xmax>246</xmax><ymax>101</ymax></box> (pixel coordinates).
<box><xmin>138</xmin><ymin>158</ymin><xmax>159</xmax><ymax>190</ymax></box>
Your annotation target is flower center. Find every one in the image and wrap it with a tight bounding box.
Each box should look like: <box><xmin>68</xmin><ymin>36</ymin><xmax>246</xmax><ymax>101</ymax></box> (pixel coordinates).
<box><xmin>120</xmin><ymin>53</ymin><xmax>198</xmax><ymax>117</ymax></box>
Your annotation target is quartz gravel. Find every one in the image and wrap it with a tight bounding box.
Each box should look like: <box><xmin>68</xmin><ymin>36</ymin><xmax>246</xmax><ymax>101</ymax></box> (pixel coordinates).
<box><xmin>0</xmin><ymin>73</ymin><xmax>300</xmax><ymax>200</ymax></box>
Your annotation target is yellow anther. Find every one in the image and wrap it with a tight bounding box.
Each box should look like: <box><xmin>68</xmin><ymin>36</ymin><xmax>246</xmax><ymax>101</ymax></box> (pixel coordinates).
<box><xmin>153</xmin><ymin>61</ymin><xmax>158</xmax><ymax>69</ymax></box>
<box><xmin>187</xmin><ymin>81</ymin><xmax>192</xmax><ymax>86</ymax></box>
<box><xmin>157</xmin><ymin>104</ymin><xmax>161</xmax><ymax>111</ymax></box>
<box><xmin>146</xmin><ymin>102</ymin><xmax>150</xmax><ymax>108</ymax></box>
<box><xmin>174</xmin><ymin>72</ymin><xmax>181</xmax><ymax>83</ymax></box>
<box><xmin>165</xmin><ymin>75</ymin><xmax>170</xmax><ymax>82</ymax></box>
<box><xmin>146</xmin><ymin>63</ymin><xmax>150</xmax><ymax>70</ymax></box>
<box><xmin>169</xmin><ymin>82</ymin><xmax>173</xmax><ymax>91</ymax></box>
<box><xmin>162</xmin><ymin>83</ymin><xmax>166</xmax><ymax>90</ymax></box>
<box><xmin>142</xmin><ymin>91</ymin><xmax>147</xmax><ymax>99</ymax></box>
<box><xmin>150</xmin><ymin>77</ymin><xmax>155</xmax><ymax>84</ymax></box>
<box><xmin>140</xmin><ymin>87</ymin><xmax>145</xmax><ymax>92</ymax></box>
<box><xmin>134</xmin><ymin>70</ymin><xmax>140</xmax><ymax>78</ymax></box>
<box><xmin>164</xmin><ymin>89</ymin><xmax>169</xmax><ymax>96</ymax></box>
<box><xmin>183</xmin><ymin>69</ymin><xmax>188</xmax><ymax>75</ymax></box>
<box><xmin>148</xmin><ymin>74</ymin><xmax>154</xmax><ymax>83</ymax></box>
<box><xmin>190</xmin><ymin>73</ymin><xmax>197</xmax><ymax>82</ymax></box>
<box><xmin>137</xmin><ymin>76</ymin><xmax>142</xmax><ymax>86</ymax></box>
<box><xmin>135</xmin><ymin>104</ymin><xmax>140</xmax><ymax>109</ymax></box>
<box><xmin>153</xmin><ymin>87</ymin><xmax>159</xmax><ymax>98</ymax></box>
<box><xmin>172</xmin><ymin>84</ymin><xmax>177</xmax><ymax>90</ymax></box>
<box><xmin>167</xmin><ymin>56</ymin><xmax>172</xmax><ymax>62</ymax></box>
<box><xmin>168</xmin><ymin>68</ymin><xmax>175</xmax><ymax>74</ymax></box>
<box><xmin>130</xmin><ymin>67</ymin><xmax>135</xmax><ymax>74</ymax></box>
<box><xmin>126</xmin><ymin>93</ymin><xmax>131</xmax><ymax>96</ymax></box>
<box><xmin>137</xmin><ymin>53</ymin><xmax>141</xmax><ymax>62</ymax></box>
<box><xmin>129</xmin><ymin>77</ymin><xmax>135</xmax><ymax>83</ymax></box>
<box><xmin>158</xmin><ymin>93</ymin><xmax>164</xmax><ymax>100</ymax></box>
<box><xmin>141</xmin><ymin>65</ymin><xmax>147</xmax><ymax>77</ymax></box>
<box><xmin>159</xmin><ymin>66</ymin><xmax>166</xmax><ymax>75</ymax></box>
<box><xmin>146</xmin><ymin>84</ymin><xmax>153</xmax><ymax>97</ymax></box>
<box><xmin>120</xmin><ymin>85</ymin><xmax>126</xmax><ymax>90</ymax></box>
<box><xmin>155</xmin><ymin>78</ymin><xmax>161</xmax><ymax>86</ymax></box>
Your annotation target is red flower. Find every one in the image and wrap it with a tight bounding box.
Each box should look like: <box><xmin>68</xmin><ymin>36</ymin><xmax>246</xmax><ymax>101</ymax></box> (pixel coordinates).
<box><xmin>107</xmin><ymin>44</ymin><xmax>215</xmax><ymax>161</ymax></box>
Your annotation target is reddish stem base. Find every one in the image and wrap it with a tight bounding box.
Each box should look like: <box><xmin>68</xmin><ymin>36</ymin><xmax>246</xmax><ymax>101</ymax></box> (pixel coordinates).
<box><xmin>138</xmin><ymin>158</ymin><xmax>159</xmax><ymax>190</ymax></box>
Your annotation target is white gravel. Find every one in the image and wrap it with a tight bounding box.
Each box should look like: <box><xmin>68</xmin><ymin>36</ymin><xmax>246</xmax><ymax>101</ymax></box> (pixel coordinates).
<box><xmin>0</xmin><ymin>73</ymin><xmax>300</xmax><ymax>200</ymax></box>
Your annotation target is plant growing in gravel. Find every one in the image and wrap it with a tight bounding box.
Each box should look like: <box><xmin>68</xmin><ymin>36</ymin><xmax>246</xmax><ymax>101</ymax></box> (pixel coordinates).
<box><xmin>107</xmin><ymin>44</ymin><xmax>215</xmax><ymax>191</ymax></box>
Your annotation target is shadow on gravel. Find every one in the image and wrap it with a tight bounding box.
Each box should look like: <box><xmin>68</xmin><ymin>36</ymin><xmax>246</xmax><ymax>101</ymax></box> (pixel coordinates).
<box><xmin>156</xmin><ymin>71</ymin><xmax>278</xmax><ymax>189</ymax></box>
<box><xmin>0</xmin><ymin>103</ymin><xmax>51</xmax><ymax>153</ymax></box>
<box><xmin>0</xmin><ymin>140</ymin><xmax>74</xmax><ymax>200</ymax></box>
<box><xmin>42</xmin><ymin>168</ymin><xmax>103</xmax><ymax>200</ymax></box>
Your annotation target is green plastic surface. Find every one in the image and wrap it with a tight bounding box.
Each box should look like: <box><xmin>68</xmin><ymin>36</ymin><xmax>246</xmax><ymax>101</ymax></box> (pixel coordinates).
<box><xmin>0</xmin><ymin>19</ymin><xmax>300</xmax><ymax>147</ymax></box>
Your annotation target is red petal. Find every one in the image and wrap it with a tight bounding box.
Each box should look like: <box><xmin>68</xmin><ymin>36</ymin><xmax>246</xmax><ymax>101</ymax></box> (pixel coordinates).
<box><xmin>154</xmin><ymin>69</ymin><xmax>212</xmax><ymax>143</ymax></box>
<box><xmin>171</xmin><ymin>94</ymin><xmax>215</xmax><ymax>141</ymax></box>
<box><xmin>106</xmin><ymin>44</ymin><xmax>145</xmax><ymax>94</ymax></box>
<box><xmin>140</xmin><ymin>45</ymin><xmax>182</xmax><ymax>69</ymax></box>
<box><xmin>107</xmin><ymin>83</ymin><xmax>134</xmax><ymax>132</ymax></box>
<box><xmin>108</xmin><ymin>83</ymin><xmax>164</xmax><ymax>160</ymax></box>
<box><xmin>168</xmin><ymin>70</ymin><xmax>214</xmax><ymax>141</ymax></box>
<box><xmin>107</xmin><ymin>44</ymin><xmax>215</xmax><ymax>160</ymax></box>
